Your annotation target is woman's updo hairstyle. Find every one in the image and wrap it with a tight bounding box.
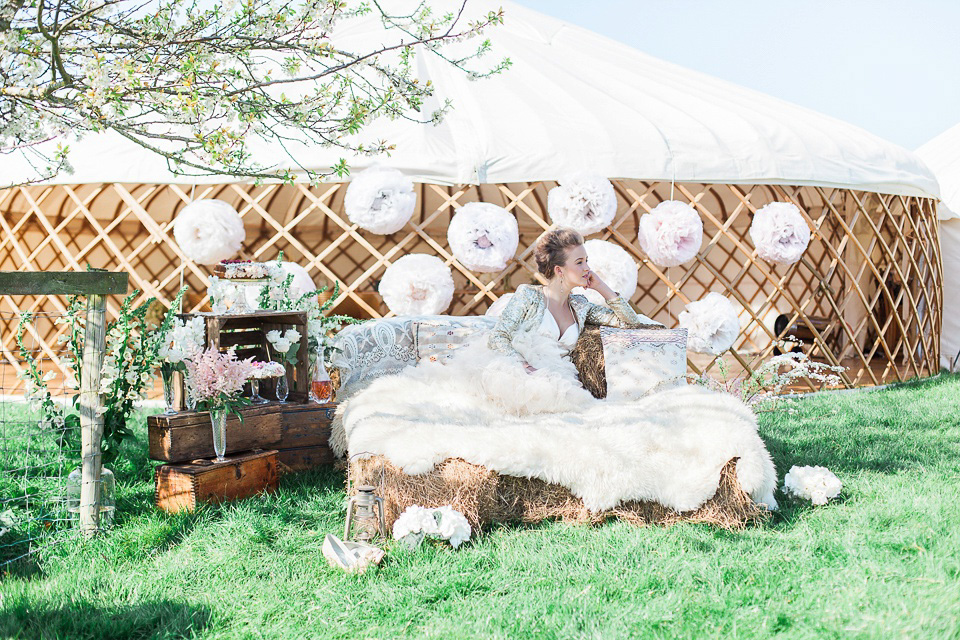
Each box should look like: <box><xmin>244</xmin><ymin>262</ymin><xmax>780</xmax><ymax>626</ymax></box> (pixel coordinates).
<box><xmin>534</xmin><ymin>227</ymin><xmax>584</xmax><ymax>279</ymax></box>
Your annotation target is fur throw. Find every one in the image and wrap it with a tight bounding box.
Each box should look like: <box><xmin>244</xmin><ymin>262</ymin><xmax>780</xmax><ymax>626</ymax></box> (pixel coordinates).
<box><xmin>333</xmin><ymin>331</ymin><xmax>778</xmax><ymax>513</ymax></box>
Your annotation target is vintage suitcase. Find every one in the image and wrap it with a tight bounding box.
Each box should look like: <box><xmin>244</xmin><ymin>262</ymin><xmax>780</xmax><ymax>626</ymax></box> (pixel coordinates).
<box><xmin>154</xmin><ymin>449</ymin><xmax>280</xmax><ymax>513</ymax></box>
<box><xmin>148</xmin><ymin>405</ymin><xmax>283</xmax><ymax>463</ymax></box>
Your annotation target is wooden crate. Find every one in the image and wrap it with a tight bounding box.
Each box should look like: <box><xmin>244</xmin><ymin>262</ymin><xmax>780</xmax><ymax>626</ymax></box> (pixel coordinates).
<box><xmin>178</xmin><ymin>310</ymin><xmax>310</xmax><ymax>406</ymax></box>
<box><xmin>148</xmin><ymin>405</ymin><xmax>282</xmax><ymax>463</ymax></box>
<box><xmin>154</xmin><ymin>449</ymin><xmax>279</xmax><ymax>513</ymax></box>
<box><xmin>276</xmin><ymin>403</ymin><xmax>337</xmax><ymax>472</ymax></box>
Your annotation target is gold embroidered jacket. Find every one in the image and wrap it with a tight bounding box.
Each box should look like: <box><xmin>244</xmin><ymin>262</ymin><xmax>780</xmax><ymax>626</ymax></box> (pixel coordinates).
<box><xmin>487</xmin><ymin>283</ymin><xmax>663</xmax><ymax>362</ymax></box>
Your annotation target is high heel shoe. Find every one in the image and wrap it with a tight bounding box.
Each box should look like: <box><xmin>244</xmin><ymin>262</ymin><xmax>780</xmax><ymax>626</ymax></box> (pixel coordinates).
<box><xmin>322</xmin><ymin>534</ymin><xmax>384</xmax><ymax>574</ymax></box>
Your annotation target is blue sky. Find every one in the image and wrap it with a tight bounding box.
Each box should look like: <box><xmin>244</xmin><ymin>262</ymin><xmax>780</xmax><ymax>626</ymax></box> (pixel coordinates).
<box><xmin>514</xmin><ymin>0</ymin><xmax>960</xmax><ymax>150</ymax></box>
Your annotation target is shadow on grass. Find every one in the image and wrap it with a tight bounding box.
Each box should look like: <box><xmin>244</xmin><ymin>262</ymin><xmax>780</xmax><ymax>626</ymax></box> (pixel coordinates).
<box><xmin>0</xmin><ymin>597</ymin><xmax>212</xmax><ymax>640</ymax></box>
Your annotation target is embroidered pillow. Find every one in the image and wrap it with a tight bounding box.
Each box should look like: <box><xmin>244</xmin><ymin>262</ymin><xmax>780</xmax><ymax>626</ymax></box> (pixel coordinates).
<box><xmin>599</xmin><ymin>326</ymin><xmax>688</xmax><ymax>400</ymax></box>
<box><xmin>414</xmin><ymin>316</ymin><xmax>497</xmax><ymax>364</ymax></box>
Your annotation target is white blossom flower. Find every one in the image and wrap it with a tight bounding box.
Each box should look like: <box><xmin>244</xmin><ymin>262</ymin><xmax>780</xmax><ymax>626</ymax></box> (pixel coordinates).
<box><xmin>783</xmin><ymin>465</ymin><xmax>842</xmax><ymax>506</ymax></box>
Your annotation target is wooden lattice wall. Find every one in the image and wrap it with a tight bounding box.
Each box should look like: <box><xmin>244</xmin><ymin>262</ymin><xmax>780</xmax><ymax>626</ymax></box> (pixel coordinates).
<box><xmin>0</xmin><ymin>180</ymin><xmax>942</xmax><ymax>393</ymax></box>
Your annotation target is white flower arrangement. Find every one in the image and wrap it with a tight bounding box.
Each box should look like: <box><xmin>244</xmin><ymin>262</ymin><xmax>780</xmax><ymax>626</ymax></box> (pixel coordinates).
<box><xmin>749</xmin><ymin>202</ymin><xmax>811</xmax><ymax>265</ymax></box>
<box><xmin>248</xmin><ymin>360</ymin><xmax>286</xmax><ymax>379</ymax></box>
<box><xmin>637</xmin><ymin>200</ymin><xmax>704</xmax><ymax>267</ymax></box>
<box><xmin>220</xmin><ymin>261</ymin><xmax>279</xmax><ymax>279</ymax></box>
<box><xmin>173</xmin><ymin>199</ymin><xmax>246</xmax><ymax>265</ymax></box>
<box><xmin>571</xmin><ymin>239</ymin><xmax>638</xmax><ymax>305</ymax></box>
<box><xmin>783</xmin><ymin>465</ymin><xmax>842</xmax><ymax>506</ymax></box>
<box><xmin>378</xmin><ymin>254</ymin><xmax>455</xmax><ymax>316</ymax></box>
<box><xmin>547</xmin><ymin>174</ymin><xmax>617</xmax><ymax>236</ymax></box>
<box><xmin>447</xmin><ymin>202</ymin><xmax>519</xmax><ymax>273</ymax></box>
<box><xmin>343</xmin><ymin>166</ymin><xmax>417</xmax><ymax>234</ymax></box>
<box><xmin>392</xmin><ymin>504</ymin><xmax>472</xmax><ymax>549</ymax></box>
<box><xmin>678</xmin><ymin>292</ymin><xmax>740</xmax><ymax>355</ymax></box>
<box><xmin>158</xmin><ymin>317</ymin><xmax>205</xmax><ymax>365</ymax></box>
<box><xmin>266</xmin><ymin>328</ymin><xmax>301</xmax><ymax>366</ymax></box>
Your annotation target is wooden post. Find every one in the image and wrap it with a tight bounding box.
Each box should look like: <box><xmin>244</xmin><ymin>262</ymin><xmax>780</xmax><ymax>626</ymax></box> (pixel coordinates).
<box><xmin>0</xmin><ymin>271</ymin><xmax>128</xmax><ymax>537</ymax></box>
<box><xmin>78</xmin><ymin>293</ymin><xmax>107</xmax><ymax>537</ymax></box>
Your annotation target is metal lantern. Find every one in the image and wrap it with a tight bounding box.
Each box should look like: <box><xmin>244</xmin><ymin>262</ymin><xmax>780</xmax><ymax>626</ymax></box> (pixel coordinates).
<box><xmin>344</xmin><ymin>485</ymin><xmax>386</xmax><ymax>542</ymax></box>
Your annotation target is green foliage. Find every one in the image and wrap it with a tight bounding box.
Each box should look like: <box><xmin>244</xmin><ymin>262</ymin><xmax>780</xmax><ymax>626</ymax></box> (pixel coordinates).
<box><xmin>2</xmin><ymin>375</ymin><xmax>960</xmax><ymax>637</ymax></box>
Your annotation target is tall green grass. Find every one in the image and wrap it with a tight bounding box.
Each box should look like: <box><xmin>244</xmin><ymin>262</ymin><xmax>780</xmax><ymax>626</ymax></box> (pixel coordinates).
<box><xmin>1</xmin><ymin>375</ymin><xmax>959</xmax><ymax>639</ymax></box>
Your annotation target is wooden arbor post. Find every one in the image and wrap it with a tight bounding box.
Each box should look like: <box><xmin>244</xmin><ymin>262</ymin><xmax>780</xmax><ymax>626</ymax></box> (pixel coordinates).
<box><xmin>0</xmin><ymin>270</ymin><xmax>129</xmax><ymax>536</ymax></box>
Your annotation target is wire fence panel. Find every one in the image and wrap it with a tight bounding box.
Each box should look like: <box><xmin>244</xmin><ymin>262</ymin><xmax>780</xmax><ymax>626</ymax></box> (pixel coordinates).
<box><xmin>0</xmin><ymin>311</ymin><xmax>82</xmax><ymax>570</ymax></box>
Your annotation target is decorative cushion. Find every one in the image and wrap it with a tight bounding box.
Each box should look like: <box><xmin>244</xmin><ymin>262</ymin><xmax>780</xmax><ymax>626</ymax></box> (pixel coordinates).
<box><xmin>329</xmin><ymin>318</ymin><xmax>418</xmax><ymax>402</ymax></box>
<box><xmin>413</xmin><ymin>316</ymin><xmax>497</xmax><ymax>364</ymax></box>
<box><xmin>600</xmin><ymin>326</ymin><xmax>688</xmax><ymax>400</ymax></box>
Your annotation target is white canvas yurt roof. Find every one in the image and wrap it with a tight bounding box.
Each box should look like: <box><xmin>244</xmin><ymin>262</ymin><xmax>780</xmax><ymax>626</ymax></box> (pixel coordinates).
<box><xmin>0</xmin><ymin>0</ymin><xmax>940</xmax><ymax>197</ymax></box>
<box><xmin>917</xmin><ymin>124</ymin><xmax>960</xmax><ymax>369</ymax></box>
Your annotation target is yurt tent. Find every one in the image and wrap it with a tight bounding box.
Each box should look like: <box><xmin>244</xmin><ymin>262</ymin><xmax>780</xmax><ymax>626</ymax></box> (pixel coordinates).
<box><xmin>916</xmin><ymin>124</ymin><xmax>960</xmax><ymax>370</ymax></box>
<box><xmin>0</xmin><ymin>0</ymin><xmax>942</xmax><ymax>392</ymax></box>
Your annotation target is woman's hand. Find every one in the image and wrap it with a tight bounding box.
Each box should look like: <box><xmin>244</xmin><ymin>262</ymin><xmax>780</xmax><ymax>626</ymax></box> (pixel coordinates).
<box><xmin>523</xmin><ymin>361</ymin><xmax>538</xmax><ymax>374</ymax></box>
<box><xmin>583</xmin><ymin>270</ymin><xmax>617</xmax><ymax>301</ymax></box>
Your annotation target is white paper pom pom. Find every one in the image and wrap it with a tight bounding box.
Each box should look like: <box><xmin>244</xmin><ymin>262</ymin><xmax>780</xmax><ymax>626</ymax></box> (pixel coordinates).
<box><xmin>572</xmin><ymin>239</ymin><xmax>638</xmax><ymax>305</ymax></box>
<box><xmin>783</xmin><ymin>465</ymin><xmax>841</xmax><ymax>506</ymax></box>
<box><xmin>637</xmin><ymin>200</ymin><xmax>703</xmax><ymax>267</ymax></box>
<box><xmin>749</xmin><ymin>202</ymin><xmax>811</xmax><ymax>264</ymax></box>
<box><xmin>678</xmin><ymin>292</ymin><xmax>740</xmax><ymax>355</ymax></box>
<box><xmin>344</xmin><ymin>166</ymin><xmax>417</xmax><ymax>234</ymax></box>
<box><xmin>485</xmin><ymin>293</ymin><xmax>514</xmax><ymax>317</ymax></box>
<box><xmin>379</xmin><ymin>254</ymin><xmax>454</xmax><ymax>316</ymax></box>
<box><xmin>173</xmin><ymin>199</ymin><xmax>245</xmax><ymax>265</ymax></box>
<box><xmin>547</xmin><ymin>174</ymin><xmax>617</xmax><ymax>236</ymax></box>
<box><xmin>447</xmin><ymin>203</ymin><xmax>519</xmax><ymax>272</ymax></box>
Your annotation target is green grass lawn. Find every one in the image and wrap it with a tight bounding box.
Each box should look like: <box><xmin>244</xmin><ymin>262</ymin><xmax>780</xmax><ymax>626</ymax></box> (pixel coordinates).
<box><xmin>1</xmin><ymin>375</ymin><xmax>960</xmax><ymax>639</ymax></box>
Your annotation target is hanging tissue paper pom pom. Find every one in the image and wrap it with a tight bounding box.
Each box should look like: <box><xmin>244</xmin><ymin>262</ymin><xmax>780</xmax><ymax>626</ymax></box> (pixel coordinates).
<box><xmin>344</xmin><ymin>166</ymin><xmax>417</xmax><ymax>234</ymax></box>
<box><xmin>547</xmin><ymin>174</ymin><xmax>617</xmax><ymax>236</ymax></box>
<box><xmin>637</xmin><ymin>200</ymin><xmax>703</xmax><ymax>267</ymax></box>
<box><xmin>678</xmin><ymin>292</ymin><xmax>740</xmax><ymax>355</ymax></box>
<box><xmin>173</xmin><ymin>199</ymin><xmax>245</xmax><ymax>265</ymax></box>
<box><xmin>749</xmin><ymin>202</ymin><xmax>811</xmax><ymax>264</ymax></box>
<box><xmin>572</xmin><ymin>239</ymin><xmax>638</xmax><ymax>305</ymax></box>
<box><xmin>447</xmin><ymin>203</ymin><xmax>519</xmax><ymax>272</ymax></box>
<box><xmin>379</xmin><ymin>254</ymin><xmax>454</xmax><ymax>316</ymax></box>
<box><xmin>783</xmin><ymin>465</ymin><xmax>841</xmax><ymax>506</ymax></box>
<box><xmin>485</xmin><ymin>293</ymin><xmax>514</xmax><ymax>317</ymax></box>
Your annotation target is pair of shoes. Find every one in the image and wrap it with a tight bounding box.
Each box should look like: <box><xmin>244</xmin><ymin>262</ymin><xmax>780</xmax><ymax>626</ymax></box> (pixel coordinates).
<box><xmin>322</xmin><ymin>534</ymin><xmax>385</xmax><ymax>574</ymax></box>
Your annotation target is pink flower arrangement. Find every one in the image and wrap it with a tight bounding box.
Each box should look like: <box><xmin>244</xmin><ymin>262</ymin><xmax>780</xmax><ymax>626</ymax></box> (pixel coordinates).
<box><xmin>249</xmin><ymin>360</ymin><xmax>286</xmax><ymax>379</ymax></box>
<box><xmin>184</xmin><ymin>347</ymin><xmax>255</xmax><ymax>407</ymax></box>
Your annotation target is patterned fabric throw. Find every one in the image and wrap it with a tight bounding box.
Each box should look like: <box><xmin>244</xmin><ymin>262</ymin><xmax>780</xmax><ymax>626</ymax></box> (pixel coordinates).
<box><xmin>599</xmin><ymin>327</ymin><xmax>688</xmax><ymax>400</ymax></box>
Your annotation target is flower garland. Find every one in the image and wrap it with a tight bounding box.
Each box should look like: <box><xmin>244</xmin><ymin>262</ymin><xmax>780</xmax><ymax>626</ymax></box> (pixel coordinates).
<box><xmin>378</xmin><ymin>254</ymin><xmax>455</xmax><ymax>316</ymax></box>
<box><xmin>637</xmin><ymin>200</ymin><xmax>703</xmax><ymax>267</ymax></box>
<box><xmin>547</xmin><ymin>174</ymin><xmax>617</xmax><ymax>236</ymax></box>
<box><xmin>343</xmin><ymin>166</ymin><xmax>417</xmax><ymax>234</ymax></box>
<box><xmin>447</xmin><ymin>202</ymin><xmax>519</xmax><ymax>273</ymax></box>
<box><xmin>749</xmin><ymin>202</ymin><xmax>811</xmax><ymax>265</ymax></box>
<box><xmin>173</xmin><ymin>199</ymin><xmax>246</xmax><ymax>265</ymax></box>
<box><xmin>677</xmin><ymin>292</ymin><xmax>740</xmax><ymax>355</ymax></box>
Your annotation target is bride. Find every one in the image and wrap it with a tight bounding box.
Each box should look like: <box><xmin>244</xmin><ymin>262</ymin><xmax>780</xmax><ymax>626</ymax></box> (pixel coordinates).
<box><xmin>390</xmin><ymin>227</ymin><xmax>662</xmax><ymax>416</ymax></box>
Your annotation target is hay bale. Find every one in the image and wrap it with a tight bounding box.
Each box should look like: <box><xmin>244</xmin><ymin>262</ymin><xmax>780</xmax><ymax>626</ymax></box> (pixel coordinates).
<box><xmin>570</xmin><ymin>326</ymin><xmax>606</xmax><ymax>398</ymax></box>
<box><xmin>350</xmin><ymin>456</ymin><xmax>768</xmax><ymax>533</ymax></box>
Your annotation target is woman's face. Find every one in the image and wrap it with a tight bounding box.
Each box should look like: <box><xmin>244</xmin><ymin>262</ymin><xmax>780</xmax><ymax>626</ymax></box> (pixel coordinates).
<box><xmin>555</xmin><ymin>244</ymin><xmax>591</xmax><ymax>287</ymax></box>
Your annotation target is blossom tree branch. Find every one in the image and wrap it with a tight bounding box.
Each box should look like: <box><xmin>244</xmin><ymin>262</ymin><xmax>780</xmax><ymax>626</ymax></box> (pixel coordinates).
<box><xmin>0</xmin><ymin>0</ymin><xmax>510</xmax><ymax>186</ymax></box>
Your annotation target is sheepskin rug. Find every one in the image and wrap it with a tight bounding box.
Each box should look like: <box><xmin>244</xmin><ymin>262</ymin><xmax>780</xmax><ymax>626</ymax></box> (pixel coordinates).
<box><xmin>333</xmin><ymin>340</ymin><xmax>778</xmax><ymax>514</ymax></box>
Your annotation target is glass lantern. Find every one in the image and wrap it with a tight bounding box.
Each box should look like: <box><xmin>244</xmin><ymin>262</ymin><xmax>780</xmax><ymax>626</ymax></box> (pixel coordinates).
<box><xmin>344</xmin><ymin>485</ymin><xmax>385</xmax><ymax>543</ymax></box>
<box><xmin>66</xmin><ymin>466</ymin><xmax>116</xmax><ymax>529</ymax></box>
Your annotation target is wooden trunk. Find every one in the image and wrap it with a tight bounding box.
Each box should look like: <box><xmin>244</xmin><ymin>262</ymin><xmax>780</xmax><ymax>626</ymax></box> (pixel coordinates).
<box><xmin>148</xmin><ymin>405</ymin><xmax>282</xmax><ymax>462</ymax></box>
<box><xmin>154</xmin><ymin>449</ymin><xmax>280</xmax><ymax>513</ymax></box>
<box><xmin>275</xmin><ymin>403</ymin><xmax>337</xmax><ymax>472</ymax></box>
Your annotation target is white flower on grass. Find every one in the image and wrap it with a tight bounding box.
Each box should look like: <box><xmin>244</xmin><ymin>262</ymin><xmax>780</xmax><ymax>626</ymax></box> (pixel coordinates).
<box><xmin>392</xmin><ymin>504</ymin><xmax>471</xmax><ymax>548</ymax></box>
<box><xmin>392</xmin><ymin>505</ymin><xmax>440</xmax><ymax>539</ymax></box>
<box><xmin>432</xmin><ymin>506</ymin><xmax>472</xmax><ymax>548</ymax></box>
<box><xmin>783</xmin><ymin>465</ymin><xmax>842</xmax><ymax>506</ymax></box>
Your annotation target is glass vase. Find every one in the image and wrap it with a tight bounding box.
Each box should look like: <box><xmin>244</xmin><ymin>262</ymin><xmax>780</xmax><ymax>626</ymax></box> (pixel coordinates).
<box><xmin>249</xmin><ymin>379</ymin><xmax>268</xmax><ymax>405</ymax></box>
<box><xmin>210</xmin><ymin>406</ymin><xmax>228</xmax><ymax>462</ymax></box>
<box><xmin>275</xmin><ymin>373</ymin><xmax>289</xmax><ymax>403</ymax></box>
<box><xmin>66</xmin><ymin>466</ymin><xmax>116</xmax><ymax>529</ymax></box>
<box><xmin>160</xmin><ymin>363</ymin><xmax>177</xmax><ymax>415</ymax></box>
<box><xmin>309</xmin><ymin>358</ymin><xmax>332</xmax><ymax>404</ymax></box>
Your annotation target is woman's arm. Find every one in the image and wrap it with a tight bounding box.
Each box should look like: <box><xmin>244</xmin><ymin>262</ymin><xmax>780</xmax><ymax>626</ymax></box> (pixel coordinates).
<box><xmin>584</xmin><ymin>295</ymin><xmax>663</xmax><ymax>328</ymax></box>
<box><xmin>487</xmin><ymin>286</ymin><xmax>534</xmax><ymax>363</ymax></box>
